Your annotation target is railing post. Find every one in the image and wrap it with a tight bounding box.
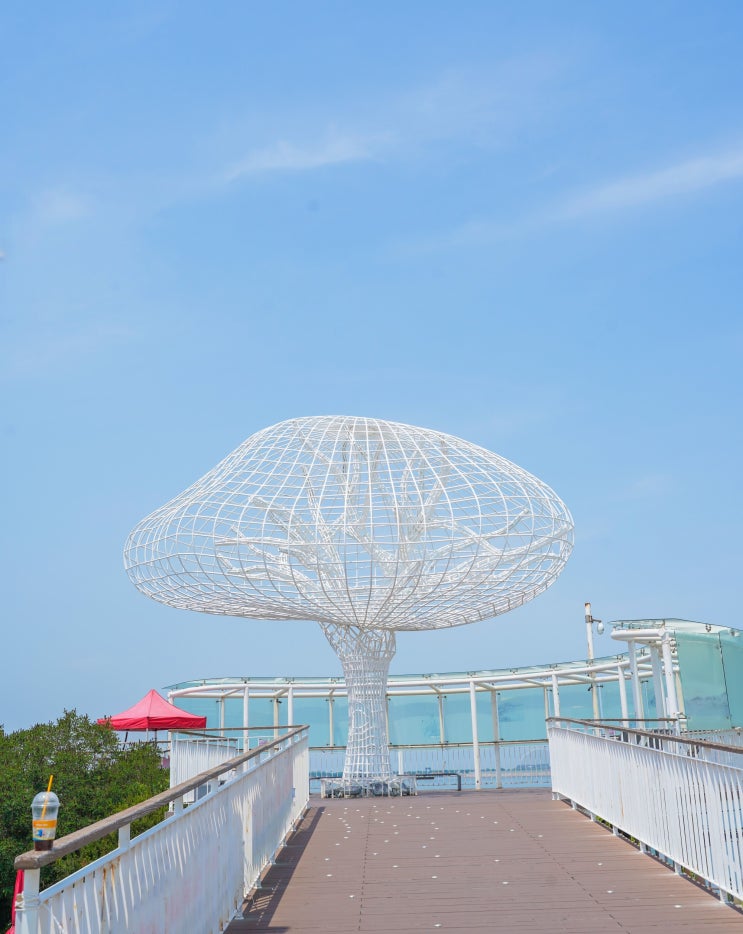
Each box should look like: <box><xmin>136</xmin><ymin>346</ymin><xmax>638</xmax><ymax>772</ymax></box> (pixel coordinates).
<box><xmin>16</xmin><ymin>868</ymin><xmax>40</xmax><ymax>934</ymax></box>
<box><xmin>649</xmin><ymin>645</ymin><xmax>666</xmax><ymax>719</ymax></box>
<box><xmin>469</xmin><ymin>680</ymin><xmax>482</xmax><ymax>790</ymax></box>
<box><xmin>617</xmin><ymin>663</ymin><xmax>628</xmax><ymax>721</ymax></box>
<box><xmin>551</xmin><ymin>673</ymin><xmax>561</xmax><ymax>717</ymax></box>
<box><xmin>242</xmin><ymin>686</ymin><xmax>250</xmax><ymax>752</ymax></box>
<box><xmin>438</xmin><ymin>693</ymin><xmax>446</xmax><ymax>745</ymax></box>
<box><xmin>661</xmin><ymin>634</ymin><xmax>680</xmax><ymax>726</ymax></box>
<box><xmin>118</xmin><ymin>824</ymin><xmax>131</xmax><ymax>850</ymax></box>
<box><xmin>491</xmin><ymin>690</ymin><xmax>502</xmax><ymax>789</ymax></box>
<box><xmin>628</xmin><ymin>641</ymin><xmax>644</xmax><ymax>722</ymax></box>
<box><xmin>287</xmin><ymin>686</ymin><xmax>294</xmax><ymax>727</ymax></box>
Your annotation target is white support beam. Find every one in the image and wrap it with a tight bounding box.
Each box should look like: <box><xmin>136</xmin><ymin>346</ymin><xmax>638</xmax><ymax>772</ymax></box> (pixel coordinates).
<box><xmin>491</xmin><ymin>690</ymin><xmax>502</xmax><ymax>789</ymax></box>
<box><xmin>617</xmin><ymin>664</ymin><xmax>628</xmax><ymax>721</ymax></box>
<box><xmin>649</xmin><ymin>645</ymin><xmax>666</xmax><ymax>719</ymax></box>
<box><xmin>242</xmin><ymin>687</ymin><xmax>250</xmax><ymax>752</ymax></box>
<box><xmin>287</xmin><ymin>685</ymin><xmax>295</xmax><ymax>727</ymax></box>
<box><xmin>661</xmin><ymin>634</ymin><xmax>680</xmax><ymax>724</ymax></box>
<box><xmin>628</xmin><ymin>642</ymin><xmax>645</xmax><ymax>722</ymax></box>
<box><xmin>469</xmin><ymin>680</ymin><xmax>482</xmax><ymax>790</ymax></box>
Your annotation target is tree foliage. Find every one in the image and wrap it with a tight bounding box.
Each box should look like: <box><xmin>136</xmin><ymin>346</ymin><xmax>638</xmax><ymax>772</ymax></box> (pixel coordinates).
<box><xmin>0</xmin><ymin>710</ymin><xmax>169</xmax><ymax>928</ymax></box>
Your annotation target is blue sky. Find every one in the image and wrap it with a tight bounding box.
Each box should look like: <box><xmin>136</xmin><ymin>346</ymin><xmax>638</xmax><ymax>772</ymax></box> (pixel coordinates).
<box><xmin>2</xmin><ymin>2</ymin><xmax>742</xmax><ymax>731</ymax></box>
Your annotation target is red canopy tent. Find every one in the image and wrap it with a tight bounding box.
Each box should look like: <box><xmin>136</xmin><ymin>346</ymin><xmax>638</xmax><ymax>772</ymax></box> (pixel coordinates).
<box><xmin>98</xmin><ymin>689</ymin><xmax>207</xmax><ymax>732</ymax></box>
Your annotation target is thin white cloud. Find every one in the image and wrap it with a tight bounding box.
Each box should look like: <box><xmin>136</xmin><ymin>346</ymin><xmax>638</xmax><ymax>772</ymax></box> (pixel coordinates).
<box><xmin>400</xmin><ymin>143</ymin><xmax>743</xmax><ymax>254</ymax></box>
<box><xmin>225</xmin><ymin>133</ymin><xmax>380</xmax><ymax>181</ymax></box>
<box><xmin>222</xmin><ymin>58</ymin><xmax>565</xmax><ymax>184</ymax></box>
<box><xmin>554</xmin><ymin>146</ymin><xmax>743</xmax><ymax>220</ymax></box>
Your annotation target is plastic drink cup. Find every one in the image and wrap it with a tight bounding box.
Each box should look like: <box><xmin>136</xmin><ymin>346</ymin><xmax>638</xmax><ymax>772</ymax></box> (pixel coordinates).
<box><xmin>31</xmin><ymin>792</ymin><xmax>60</xmax><ymax>851</ymax></box>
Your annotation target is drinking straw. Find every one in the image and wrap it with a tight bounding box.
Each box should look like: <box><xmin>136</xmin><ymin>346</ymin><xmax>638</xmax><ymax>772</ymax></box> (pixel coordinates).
<box><xmin>40</xmin><ymin>775</ymin><xmax>54</xmax><ymax>820</ymax></box>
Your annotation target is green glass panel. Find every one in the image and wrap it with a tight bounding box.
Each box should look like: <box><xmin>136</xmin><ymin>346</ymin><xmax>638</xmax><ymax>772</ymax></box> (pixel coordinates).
<box><xmin>476</xmin><ymin>690</ymin><xmax>495</xmax><ymax>742</ymax></box>
<box><xmin>641</xmin><ymin>677</ymin><xmax>658</xmax><ymax>718</ymax></box>
<box><xmin>223</xmin><ymin>697</ymin><xmax>244</xmax><ymax>729</ymax></box>
<box><xmin>292</xmin><ymin>697</ymin><xmax>331</xmax><ymax>746</ymax></box>
<box><xmin>555</xmin><ymin>683</ymin><xmax>595</xmax><ymax>720</ymax></box>
<box><xmin>440</xmin><ymin>692</ymin><xmax>473</xmax><ymax>742</ymax></box>
<box><xmin>245</xmin><ymin>697</ymin><xmax>276</xmax><ymax>729</ymax></box>
<box><xmin>597</xmin><ymin>679</ymin><xmax>623</xmax><ymax>720</ymax></box>
<box><xmin>331</xmin><ymin>697</ymin><xmax>349</xmax><ymax>746</ymax></box>
<box><xmin>497</xmin><ymin>688</ymin><xmax>547</xmax><ymax>740</ymax></box>
<box><xmin>720</xmin><ymin>631</ymin><xmax>743</xmax><ymax>728</ymax></box>
<box><xmin>388</xmin><ymin>694</ymin><xmax>441</xmax><ymax>745</ymax></box>
<box><xmin>675</xmin><ymin>632</ymin><xmax>731</xmax><ymax>730</ymax></box>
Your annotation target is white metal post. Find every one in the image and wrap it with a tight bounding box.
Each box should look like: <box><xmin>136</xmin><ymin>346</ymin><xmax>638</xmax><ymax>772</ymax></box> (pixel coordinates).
<box><xmin>328</xmin><ymin>694</ymin><xmax>335</xmax><ymax>747</ymax></box>
<box><xmin>118</xmin><ymin>824</ymin><xmax>131</xmax><ymax>850</ymax></box>
<box><xmin>469</xmin><ymin>680</ymin><xmax>482</xmax><ymax>790</ymax></box>
<box><xmin>628</xmin><ymin>641</ymin><xmax>645</xmax><ymax>722</ymax></box>
<box><xmin>16</xmin><ymin>868</ymin><xmax>40</xmax><ymax>934</ymax></box>
<box><xmin>649</xmin><ymin>645</ymin><xmax>666</xmax><ymax>719</ymax></box>
<box><xmin>617</xmin><ymin>664</ymin><xmax>628</xmax><ymax>721</ymax></box>
<box><xmin>491</xmin><ymin>690</ymin><xmax>502</xmax><ymax>789</ymax></box>
<box><xmin>438</xmin><ymin>693</ymin><xmax>446</xmax><ymax>745</ymax></box>
<box><xmin>219</xmin><ymin>696</ymin><xmax>225</xmax><ymax>732</ymax></box>
<box><xmin>585</xmin><ymin>605</ymin><xmax>595</xmax><ymax>664</ymax></box>
<box><xmin>661</xmin><ymin>634</ymin><xmax>680</xmax><ymax>725</ymax></box>
<box><xmin>585</xmin><ymin>603</ymin><xmax>600</xmax><ymax>720</ymax></box>
<box><xmin>243</xmin><ymin>686</ymin><xmax>250</xmax><ymax>752</ymax></box>
<box><xmin>551</xmin><ymin>672</ymin><xmax>561</xmax><ymax>717</ymax></box>
<box><xmin>287</xmin><ymin>686</ymin><xmax>294</xmax><ymax>727</ymax></box>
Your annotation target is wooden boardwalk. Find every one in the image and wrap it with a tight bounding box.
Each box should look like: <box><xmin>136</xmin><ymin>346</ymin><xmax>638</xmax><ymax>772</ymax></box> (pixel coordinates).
<box><xmin>226</xmin><ymin>789</ymin><xmax>742</xmax><ymax>933</ymax></box>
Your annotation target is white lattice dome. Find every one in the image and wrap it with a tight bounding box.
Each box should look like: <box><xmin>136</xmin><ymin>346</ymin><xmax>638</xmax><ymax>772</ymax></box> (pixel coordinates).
<box><xmin>124</xmin><ymin>415</ymin><xmax>573</xmax><ymax>630</ymax></box>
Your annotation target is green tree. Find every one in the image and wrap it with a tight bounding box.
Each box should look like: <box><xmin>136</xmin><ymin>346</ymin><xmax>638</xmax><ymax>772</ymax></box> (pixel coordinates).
<box><xmin>0</xmin><ymin>711</ymin><xmax>169</xmax><ymax>928</ymax></box>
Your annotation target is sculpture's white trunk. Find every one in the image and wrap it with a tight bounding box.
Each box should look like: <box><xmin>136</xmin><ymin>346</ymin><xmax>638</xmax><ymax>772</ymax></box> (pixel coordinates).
<box><xmin>321</xmin><ymin>625</ymin><xmax>395</xmax><ymax>781</ymax></box>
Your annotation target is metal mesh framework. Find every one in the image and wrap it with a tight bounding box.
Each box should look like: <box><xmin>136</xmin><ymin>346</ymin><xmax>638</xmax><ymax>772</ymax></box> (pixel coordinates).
<box><xmin>124</xmin><ymin>415</ymin><xmax>574</xmax><ymax>782</ymax></box>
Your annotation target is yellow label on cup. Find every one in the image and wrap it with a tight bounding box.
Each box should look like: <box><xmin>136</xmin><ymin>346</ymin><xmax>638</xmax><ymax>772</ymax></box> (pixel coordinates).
<box><xmin>33</xmin><ymin>819</ymin><xmax>57</xmax><ymax>839</ymax></box>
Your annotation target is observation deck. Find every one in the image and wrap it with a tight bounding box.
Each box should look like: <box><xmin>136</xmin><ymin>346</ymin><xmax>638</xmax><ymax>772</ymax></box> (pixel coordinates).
<box><xmin>13</xmin><ymin>717</ymin><xmax>743</xmax><ymax>933</ymax></box>
<box><xmin>12</xmin><ymin>620</ymin><xmax>743</xmax><ymax>932</ymax></box>
<box><xmin>227</xmin><ymin>789</ymin><xmax>741</xmax><ymax>933</ymax></box>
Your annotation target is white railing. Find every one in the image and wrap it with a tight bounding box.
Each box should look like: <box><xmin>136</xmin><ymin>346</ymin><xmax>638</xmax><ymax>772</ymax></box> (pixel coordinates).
<box><xmin>684</xmin><ymin>729</ymin><xmax>743</xmax><ymax>746</ymax></box>
<box><xmin>169</xmin><ymin>733</ymin><xmax>241</xmax><ymax>795</ymax></box>
<box><xmin>14</xmin><ymin>726</ymin><xmax>309</xmax><ymax>934</ymax></box>
<box><xmin>309</xmin><ymin>739</ymin><xmax>551</xmax><ymax>791</ymax></box>
<box><xmin>547</xmin><ymin>717</ymin><xmax>743</xmax><ymax>904</ymax></box>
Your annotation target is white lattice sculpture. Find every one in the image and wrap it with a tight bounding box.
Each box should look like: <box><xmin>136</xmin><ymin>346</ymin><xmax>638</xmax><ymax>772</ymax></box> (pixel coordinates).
<box><xmin>124</xmin><ymin>416</ymin><xmax>574</xmax><ymax>784</ymax></box>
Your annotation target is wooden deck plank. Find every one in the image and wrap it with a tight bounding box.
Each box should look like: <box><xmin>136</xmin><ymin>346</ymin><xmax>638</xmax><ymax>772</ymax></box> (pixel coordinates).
<box><xmin>225</xmin><ymin>789</ymin><xmax>742</xmax><ymax>933</ymax></box>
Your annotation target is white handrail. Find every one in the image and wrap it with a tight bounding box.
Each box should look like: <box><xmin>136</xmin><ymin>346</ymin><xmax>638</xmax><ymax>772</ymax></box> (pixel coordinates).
<box><xmin>548</xmin><ymin>718</ymin><xmax>743</xmax><ymax>903</ymax></box>
<box><xmin>15</xmin><ymin>727</ymin><xmax>309</xmax><ymax>934</ymax></box>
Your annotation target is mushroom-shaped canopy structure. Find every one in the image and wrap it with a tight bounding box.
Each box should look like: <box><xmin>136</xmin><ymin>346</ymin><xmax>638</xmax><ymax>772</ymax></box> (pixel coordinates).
<box><xmin>124</xmin><ymin>415</ymin><xmax>573</xmax><ymax>630</ymax></box>
<box><xmin>124</xmin><ymin>415</ymin><xmax>574</xmax><ymax>786</ymax></box>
